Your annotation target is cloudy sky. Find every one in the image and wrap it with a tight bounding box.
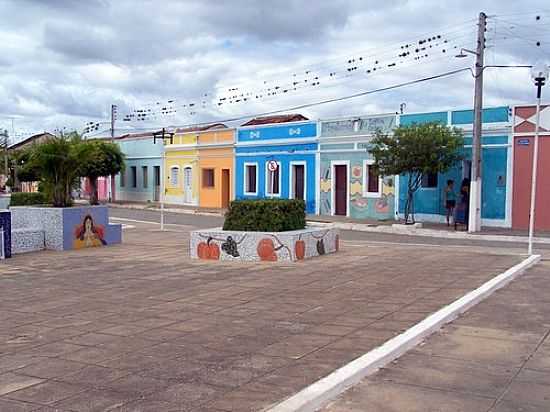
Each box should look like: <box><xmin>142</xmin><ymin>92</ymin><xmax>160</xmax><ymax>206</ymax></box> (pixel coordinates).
<box><xmin>1</xmin><ymin>0</ymin><xmax>549</xmax><ymax>141</ymax></box>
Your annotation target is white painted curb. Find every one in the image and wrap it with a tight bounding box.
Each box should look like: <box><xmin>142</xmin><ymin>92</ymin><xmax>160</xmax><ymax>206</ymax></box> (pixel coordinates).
<box><xmin>265</xmin><ymin>254</ymin><xmax>541</xmax><ymax>412</ymax></box>
<box><xmin>308</xmin><ymin>221</ymin><xmax>550</xmax><ymax>245</ymax></box>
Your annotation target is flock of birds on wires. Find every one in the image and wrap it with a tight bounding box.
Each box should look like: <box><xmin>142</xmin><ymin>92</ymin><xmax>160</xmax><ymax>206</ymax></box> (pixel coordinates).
<box><xmin>76</xmin><ymin>11</ymin><xmax>550</xmax><ymax>138</ymax></box>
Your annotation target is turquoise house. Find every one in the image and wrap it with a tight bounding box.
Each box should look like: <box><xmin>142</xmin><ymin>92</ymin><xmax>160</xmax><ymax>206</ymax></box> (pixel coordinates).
<box><xmin>115</xmin><ymin>132</ymin><xmax>163</xmax><ymax>202</ymax></box>
<box><xmin>318</xmin><ymin>114</ymin><xmax>397</xmax><ymax>219</ymax></box>
<box><xmin>397</xmin><ymin>106</ymin><xmax>512</xmax><ymax>227</ymax></box>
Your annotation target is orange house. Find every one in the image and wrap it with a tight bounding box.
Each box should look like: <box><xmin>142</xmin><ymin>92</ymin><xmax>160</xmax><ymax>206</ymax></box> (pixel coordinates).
<box><xmin>197</xmin><ymin>127</ymin><xmax>235</xmax><ymax>209</ymax></box>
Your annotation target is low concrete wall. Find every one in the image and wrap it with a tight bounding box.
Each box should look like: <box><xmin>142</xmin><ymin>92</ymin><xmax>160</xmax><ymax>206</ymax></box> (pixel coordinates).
<box><xmin>0</xmin><ymin>195</ymin><xmax>10</xmax><ymax>210</ymax></box>
<box><xmin>10</xmin><ymin>205</ymin><xmax>122</xmax><ymax>252</ymax></box>
<box><xmin>190</xmin><ymin>226</ymin><xmax>339</xmax><ymax>262</ymax></box>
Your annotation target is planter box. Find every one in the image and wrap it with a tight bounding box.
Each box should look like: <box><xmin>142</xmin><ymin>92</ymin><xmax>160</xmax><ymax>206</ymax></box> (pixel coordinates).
<box><xmin>190</xmin><ymin>226</ymin><xmax>340</xmax><ymax>262</ymax></box>
<box><xmin>11</xmin><ymin>205</ymin><xmax>121</xmax><ymax>252</ymax></box>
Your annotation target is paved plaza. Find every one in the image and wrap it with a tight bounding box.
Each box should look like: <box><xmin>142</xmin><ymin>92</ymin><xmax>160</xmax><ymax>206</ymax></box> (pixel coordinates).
<box><xmin>0</xmin><ymin>218</ymin><xmax>524</xmax><ymax>411</ymax></box>
<box><xmin>324</xmin><ymin>260</ymin><xmax>550</xmax><ymax>412</ymax></box>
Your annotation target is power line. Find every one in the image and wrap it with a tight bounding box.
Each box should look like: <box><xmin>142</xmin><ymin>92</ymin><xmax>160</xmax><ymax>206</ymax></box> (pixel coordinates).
<box><xmin>157</xmin><ymin>67</ymin><xmax>472</xmax><ymax>131</ymax></box>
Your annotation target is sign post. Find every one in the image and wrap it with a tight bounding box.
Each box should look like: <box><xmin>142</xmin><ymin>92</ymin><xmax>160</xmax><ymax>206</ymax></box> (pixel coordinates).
<box><xmin>267</xmin><ymin>160</ymin><xmax>278</xmax><ymax>196</ymax></box>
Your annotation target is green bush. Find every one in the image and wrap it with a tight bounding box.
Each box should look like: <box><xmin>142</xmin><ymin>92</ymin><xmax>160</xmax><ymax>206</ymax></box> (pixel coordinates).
<box><xmin>223</xmin><ymin>199</ymin><xmax>306</xmax><ymax>232</ymax></box>
<box><xmin>10</xmin><ymin>192</ymin><xmax>47</xmax><ymax>206</ymax></box>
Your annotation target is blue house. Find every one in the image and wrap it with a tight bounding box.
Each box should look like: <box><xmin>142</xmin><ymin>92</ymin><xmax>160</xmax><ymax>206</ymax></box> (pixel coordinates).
<box><xmin>397</xmin><ymin>106</ymin><xmax>512</xmax><ymax>227</ymax></box>
<box><xmin>115</xmin><ymin>132</ymin><xmax>163</xmax><ymax>202</ymax></box>
<box><xmin>235</xmin><ymin>116</ymin><xmax>318</xmax><ymax>213</ymax></box>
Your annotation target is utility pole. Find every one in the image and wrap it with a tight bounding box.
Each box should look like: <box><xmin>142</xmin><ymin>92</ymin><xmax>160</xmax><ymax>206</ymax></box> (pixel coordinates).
<box><xmin>108</xmin><ymin>104</ymin><xmax>117</xmax><ymax>202</ymax></box>
<box><xmin>468</xmin><ymin>11</ymin><xmax>486</xmax><ymax>233</ymax></box>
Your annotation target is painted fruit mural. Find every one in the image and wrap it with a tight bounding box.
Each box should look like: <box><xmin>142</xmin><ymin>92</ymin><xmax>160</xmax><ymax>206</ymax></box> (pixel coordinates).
<box><xmin>295</xmin><ymin>238</ymin><xmax>305</xmax><ymax>260</ymax></box>
<box><xmin>197</xmin><ymin>237</ymin><xmax>220</xmax><ymax>260</ymax></box>
<box><xmin>257</xmin><ymin>238</ymin><xmax>278</xmax><ymax>261</ymax></box>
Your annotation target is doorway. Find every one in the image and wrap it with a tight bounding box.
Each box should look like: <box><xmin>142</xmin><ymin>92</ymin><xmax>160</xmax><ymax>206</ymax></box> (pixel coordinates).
<box><xmin>183</xmin><ymin>167</ymin><xmax>193</xmax><ymax>203</ymax></box>
<box><xmin>291</xmin><ymin>164</ymin><xmax>305</xmax><ymax>201</ymax></box>
<box><xmin>333</xmin><ymin>164</ymin><xmax>348</xmax><ymax>216</ymax></box>
<box><xmin>221</xmin><ymin>169</ymin><xmax>230</xmax><ymax>208</ymax></box>
<box><xmin>153</xmin><ymin>166</ymin><xmax>160</xmax><ymax>201</ymax></box>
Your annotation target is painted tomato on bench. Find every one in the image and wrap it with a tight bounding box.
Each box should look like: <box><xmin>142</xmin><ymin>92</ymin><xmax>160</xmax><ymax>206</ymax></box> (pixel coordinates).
<box><xmin>257</xmin><ymin>238</ymin><xmax>277</xmax><ymax>261</ymax></box>
<box><xmin>295</xmin><ymin>239</ymin><xmax>305</xmax><ymax>260</ymax></box>
<box><xmin>197</xmin><ymin>237</ymin><xmax>220</xmax><ymax>260</ymax></box>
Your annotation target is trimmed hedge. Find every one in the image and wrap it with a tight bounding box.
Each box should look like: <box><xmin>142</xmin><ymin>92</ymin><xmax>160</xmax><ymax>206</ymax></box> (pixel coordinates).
<box><xmin>223</xmin><ymin>199</ymin><xmax>306</xmax><ymax>232</ymax></box>
<box><xmin>10</xmin><ymin>192</ymin><xmax>47</xmax><ymax>206</ymax></box>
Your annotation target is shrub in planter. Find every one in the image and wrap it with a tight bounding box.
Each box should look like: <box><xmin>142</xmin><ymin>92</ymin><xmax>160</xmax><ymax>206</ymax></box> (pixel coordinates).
<box><xmin>10</xmin><ymin>192</ymin><xmax>47</xmax><ymax>206</ymax></box>
<box><xmin>223</xmin><ymin>199</ymin><xmax>306</xmax><ymax>232</ymax></box>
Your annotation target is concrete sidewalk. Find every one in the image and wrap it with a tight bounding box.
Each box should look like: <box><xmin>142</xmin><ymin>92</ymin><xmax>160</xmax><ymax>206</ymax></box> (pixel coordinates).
<box><xmin>323</xmin><ymin>259</ymin><xmax>550</xmax><ymax>412</ymax></box>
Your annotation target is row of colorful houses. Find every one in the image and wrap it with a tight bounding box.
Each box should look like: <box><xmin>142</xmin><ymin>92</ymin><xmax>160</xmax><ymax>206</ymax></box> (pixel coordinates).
<box><xmin>108</xmin><ymin>103</ymin><xmax>550</xmax><ymax>231</ymax></box>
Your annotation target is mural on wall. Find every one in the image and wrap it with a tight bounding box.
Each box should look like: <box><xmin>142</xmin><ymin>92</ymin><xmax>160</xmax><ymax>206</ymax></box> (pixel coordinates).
<box><xmin>319</xmin><ymin>157</ymin><xmax>395</xmax><ymax>220</ymax></box>
<box><xmin>73</xmin><ymin>214</ymin><xmax>107</xmax><ymax>249</ymax></box>
<box><xmin>196</xmin><ymin>233</ymin><xmax>248</xmax><ymax>260</ymax></box>
<box><xmin>191</xmin><ymin>228</ymin><xmax>339</xmax><ymax>262</ymax></box>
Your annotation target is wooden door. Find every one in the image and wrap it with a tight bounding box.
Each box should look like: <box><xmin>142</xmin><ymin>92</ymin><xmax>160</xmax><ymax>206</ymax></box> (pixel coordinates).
<box><xmin>293</xmin><ymin>164</ymin><xmax>305</xmax><ymax>200</ymax></box>
<box><xmin>221</xmin><ymin>169</ymin><xmax>230</xmax><ymax>208</ymax></box>
<box><xmin>183</xmin><ymin>167</ymin><xmax>193</xmax><ymax>203</ymax></box>
<box><xmin>153</xmin><ymin>166</ymin><xmax>160</xmax><ymax>201</ymax></box>
<box><xmin>334</xmin><ymin>165</ymin><xmax>347</xmax><ymax>216</ymax></box>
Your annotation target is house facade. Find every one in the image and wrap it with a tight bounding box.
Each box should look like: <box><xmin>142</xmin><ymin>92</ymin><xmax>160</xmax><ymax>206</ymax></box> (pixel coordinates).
<box><xmin>318</xmin><ymin>114</ymin><xmax>397</xmax><ymax>220</ymax></box>
<box><xmin>115</xmin><ymin>133</ymin><xmax>163</xmax><ymax>203</ymax></box>
<box><xmin>512</xmin><ymin>104</ymin><xmax>550</xmax><ymax>231</ymax></box>
<box><xmin>235</xmin><ymin>118</ymin><xmax>317</xmax><ymax>213</ymax></box>
<box><xmin>397</xmin><ymin>106</ymin><xmax>512</xmax><ymax>227</ymax></box>
<box><xmin>197</xmin><ymin>127</ymin><xmax>235</xmax><ymax>209</ymax></box>
<box><xmin>162</xmin><ymin>124</ymin><xmax>230</xmax><ymax>206</ymax></box>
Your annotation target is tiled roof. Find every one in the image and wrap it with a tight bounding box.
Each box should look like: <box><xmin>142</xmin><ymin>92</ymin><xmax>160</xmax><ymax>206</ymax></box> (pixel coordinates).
<box><xmin>240</xmin><ymin>114</ymin><xmax>309</xmax><ymax>126</ymax></box>
<box><xmin>174</xmin><ymin>123</ymin><xmax>227</xmax><ymax>134</ymax></box>
<box><xmin>7</xmin><ymin>132</ymin><xmax>55</xmax><ymax>150</ymax></box>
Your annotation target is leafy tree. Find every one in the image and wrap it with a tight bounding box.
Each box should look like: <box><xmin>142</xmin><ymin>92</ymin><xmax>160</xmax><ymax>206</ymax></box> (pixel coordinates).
<box><xmin>25</xmin><ymin>133</ymin><xmax>82</xmax><ymax>207</ymax></box>
<box><xmin>78</xmin><ymin>140</ymin><xmax>125</xmax><ymax>205</ymax></box>
<box><xmin>370</xmin><ymin>122</ymin><xmax>464</xmax><ymax>224</ymax></box>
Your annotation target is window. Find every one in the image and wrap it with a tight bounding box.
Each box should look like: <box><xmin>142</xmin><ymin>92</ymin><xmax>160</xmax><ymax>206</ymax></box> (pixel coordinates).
<box><xmin>202</xmin><ymin>168</ymin><xmax>215</xmax><ymax>188</ymax></box>
<box><xmin>142</xmin><ymin>166</ymin><xmax>148</xmax><ymax>189</ymax></box>
<box><xmin>120</xmin><ymin>170</ymin><xmax>125</xmax><ymax>187</ymax></box>
<box><xmin>244</xmin><ymin>163</ymin><xmax>257</xmax><ymax>195</ymax></box>
<box><xmin>421</xmin><ymin>172</ymin><xmax>438</xmax><ymax>188</ymax></box>
<box><xmin>131</xmin><ymin>166</ymin><xmax>137</xmax><ymax>188</ymax></box>
<box><xmin>363</xmin><ymin>160</ymin><xmax>382</xmax><ymax>197</ymax></box>
<box><xmin>170</xmin><ymin>167</ymin><xmax>179</xmax><ymax>187</ymax></box>
<box><xmin>266</xmin><ymin>161</ymin><xmax>281</xmax><ymax>196</ymax></box>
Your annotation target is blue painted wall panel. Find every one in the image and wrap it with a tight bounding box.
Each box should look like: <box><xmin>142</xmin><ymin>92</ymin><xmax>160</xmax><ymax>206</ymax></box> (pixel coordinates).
<box><xmin>235</xmin><ymin>153</ymin><xmax>317</xmax><ymax>213</ymax></box>
<box><xmin>235</xmin><ymin>143</ymin><xmax>317</xmax><ymax>154</ymax></box>
<box><xmin>451</xmin><ymin>106</ymin><xmax>509</xmax><ymax>124</ymax></box>
<box><xmin>398</xmin><ymin>146</ymin><xmax>507</xmax><ymax>220</ymax></box>
<box><xmin>399</xmin><ymin>112</ymin><xmax>447</xmax><ymax>126</ymax></box>
<box><xmin>238</xmin><ymin>122</ymin><xmax>317</xmax><ymax>142</ymax></box>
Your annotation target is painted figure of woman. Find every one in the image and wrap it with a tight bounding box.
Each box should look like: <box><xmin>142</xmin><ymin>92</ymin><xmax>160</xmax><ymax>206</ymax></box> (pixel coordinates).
<box><xmin>73</xmin><ymin>215</ymin><xmax>107</xmax><ymax>249</ymax></box>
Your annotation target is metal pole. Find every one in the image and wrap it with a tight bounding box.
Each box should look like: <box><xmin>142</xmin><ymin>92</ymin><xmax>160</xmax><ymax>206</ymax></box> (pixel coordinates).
<box><xmin>108</xmin><ymin>105</ymin><xmax>116</xmax><ymax>203</ymax></box>
<box><xmin>527</xmin><ymin>89</ymin><xmax>542</xmax><ymax>255</ymax></box>
<box><xmin>160</xmin><ymin>128</ymin><xmax>165</xmax><ymax>231</ymax></box>
<box><xmin>469</xmin><ymin>12</ymin><xmax>486</xmax><ymax>233</ymax></box>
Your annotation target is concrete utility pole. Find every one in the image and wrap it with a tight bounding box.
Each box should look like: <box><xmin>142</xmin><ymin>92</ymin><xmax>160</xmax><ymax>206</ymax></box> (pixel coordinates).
<box><xmin>469</xmin><ymin>11</ymin><xmax>486</xmax><ymax>233</ymax></box>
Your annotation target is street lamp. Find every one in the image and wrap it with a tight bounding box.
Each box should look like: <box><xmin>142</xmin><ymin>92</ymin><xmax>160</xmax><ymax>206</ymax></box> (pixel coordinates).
<box><xmin>527</xmin><ymin>62</ymin><xmax>549</xmax><ymax>255</ymax></box>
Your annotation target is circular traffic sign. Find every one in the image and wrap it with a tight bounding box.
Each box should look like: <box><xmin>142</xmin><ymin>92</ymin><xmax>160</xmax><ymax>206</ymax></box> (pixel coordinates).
<box><xmin>267</xmin><ymin>160</ymin><xmax>278</xmax><ymax>172</ymax></box>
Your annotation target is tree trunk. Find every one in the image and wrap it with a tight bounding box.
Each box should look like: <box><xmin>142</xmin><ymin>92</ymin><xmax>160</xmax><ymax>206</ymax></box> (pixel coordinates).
<box><xmin>89</xmin><ymin>177</ymin><xmax>99</xmax><ymax>205</ymax></box>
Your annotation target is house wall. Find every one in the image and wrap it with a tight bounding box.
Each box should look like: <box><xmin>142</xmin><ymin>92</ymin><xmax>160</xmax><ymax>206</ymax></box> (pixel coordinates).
<box><xmin>198</xmin><ymin>147</ymin><xmax>233</xmax><ymax>208</ymax></box>
<box><xmin>512</xmin><ymin>105</ymin><xmax>550</xmax><ymax>230</ymax></box>
<box><xmin>397</xmin><ymin>106</ymin><xmax>511</xmax><ymax>226</ymax></box>
<box><xmin>318</xmin><ymin>114</ymin><xmax>397</xmax><ymax>220</ymax></box>
<box><xmin>235</xmin><ymin>121</ymin><xmax>318</xmax><ymax>213</ymax></box>
<box><xmin>115</xmin><ymin>138</ymin><xmax>162</xmax><ymax>202</ymax></box>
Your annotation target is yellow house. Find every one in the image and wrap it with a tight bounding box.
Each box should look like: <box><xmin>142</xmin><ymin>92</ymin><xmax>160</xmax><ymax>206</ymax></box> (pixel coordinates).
<box><xmin>197</xmin><ymin>127</ymin><xmax>235</xmax><ymax>209</ymax></box>
<box><xmin>163</xmin><ymin>123</ymin><xmax>232</xmax><ymax>207</ymax></box>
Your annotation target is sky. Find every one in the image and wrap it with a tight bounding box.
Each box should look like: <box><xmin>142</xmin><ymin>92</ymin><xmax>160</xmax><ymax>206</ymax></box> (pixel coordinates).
<box><xmin>0</xmin><ymin>0</ymin><xmax>549</xmax><ymax>142</ymax></box>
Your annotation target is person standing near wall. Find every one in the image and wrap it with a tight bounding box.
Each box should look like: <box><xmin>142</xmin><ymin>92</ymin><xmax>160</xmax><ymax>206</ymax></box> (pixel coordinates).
<box><xmin>444</xmin><ymin>179</ymin><xmax>456</xmax><ymax>226</ymax></box>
